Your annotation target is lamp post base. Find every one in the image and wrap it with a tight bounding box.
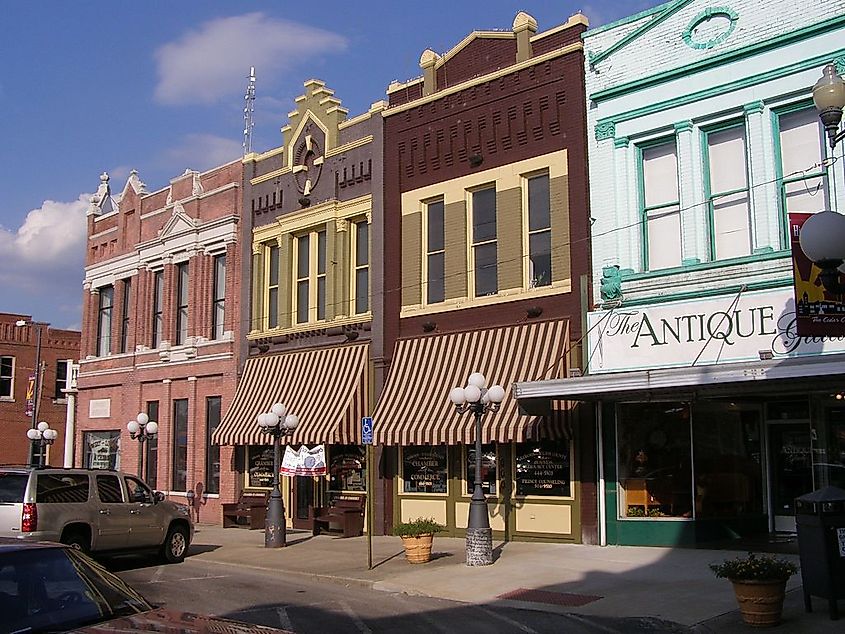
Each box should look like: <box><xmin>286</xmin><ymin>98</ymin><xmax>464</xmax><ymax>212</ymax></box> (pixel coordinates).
<box><xmin>465</xmin><ymin>526</ymin><xmax>493</xmax><ymax>566</ymax></box>
<box><xmin>264</xmin><ymin>495</ymin><xmax>286</xmax><ymax>548</ymax></box>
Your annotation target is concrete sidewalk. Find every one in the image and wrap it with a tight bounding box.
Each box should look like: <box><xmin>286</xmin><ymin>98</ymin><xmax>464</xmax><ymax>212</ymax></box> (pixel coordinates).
<box><xmin>187</xmin><ymin>525</ymin><xmax>842</xmax><ymax>632</ymax></box>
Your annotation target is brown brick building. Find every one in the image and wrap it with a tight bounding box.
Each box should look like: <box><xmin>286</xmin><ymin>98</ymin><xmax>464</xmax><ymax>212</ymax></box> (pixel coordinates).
<box><xmin>0</xmin><ymin>313</ymin><xmax>79</xmax><ymax>466</ymax></box>
<box><xmin>76</xmin><ymin>163</ymin><xmax>243</xmax><ymax>524</ymax></box>
<box><xmin>373</xmin><ymin>12</ymin><xmax>596</xmax><ymax>542</ymax></box>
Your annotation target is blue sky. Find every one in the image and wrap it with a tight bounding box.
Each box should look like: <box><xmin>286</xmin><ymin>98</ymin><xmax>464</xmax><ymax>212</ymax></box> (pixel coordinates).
<box><xmin>0</xmin><ymin>1</ymin><xmax>661</xmax><ymax>330</ymax></box>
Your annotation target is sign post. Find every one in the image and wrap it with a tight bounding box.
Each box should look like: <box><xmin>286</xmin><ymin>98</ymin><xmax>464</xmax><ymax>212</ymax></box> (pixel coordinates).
<box><xmin>362</xmin><ymin>416</ymin><xmax>374</xmax><ymax>570</ymax></box>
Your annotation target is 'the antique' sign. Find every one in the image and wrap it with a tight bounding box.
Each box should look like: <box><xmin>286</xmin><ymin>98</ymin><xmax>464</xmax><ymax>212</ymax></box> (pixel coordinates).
<box><xmin>586</xmin><ymin>288</ymin><xmax>845</xmax><ymax>373</ymax></box>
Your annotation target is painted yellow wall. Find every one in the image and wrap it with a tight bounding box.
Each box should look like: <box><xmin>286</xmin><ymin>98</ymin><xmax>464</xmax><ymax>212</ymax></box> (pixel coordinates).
<box><xmin>515</xmin><ymin>503</ymin><xmax>572</xmax><ymax>534</ymax></box>
<box><xmin>401</xmin><ymin>498</ymin><xmax>448</xmax><ymax>526</ymax></box>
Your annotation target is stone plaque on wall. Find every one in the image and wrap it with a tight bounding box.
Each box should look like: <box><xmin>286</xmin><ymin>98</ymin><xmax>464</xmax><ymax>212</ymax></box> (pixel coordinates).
<box><xmin>89</xmin><ymin>398</ymin><xmax>111</xmax><ymax>419</ymax></box>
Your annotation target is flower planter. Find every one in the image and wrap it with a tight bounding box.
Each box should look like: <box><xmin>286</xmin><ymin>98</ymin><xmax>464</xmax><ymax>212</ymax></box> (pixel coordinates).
<box><xmin>401</xmin><ymin>533</ymin><xmax>433</xmax><ymax>564</ymax></box>
<box><xmin>730</xmin><ymin>579</ymin><xmax>787</xmax><ymax>627</ymax></box>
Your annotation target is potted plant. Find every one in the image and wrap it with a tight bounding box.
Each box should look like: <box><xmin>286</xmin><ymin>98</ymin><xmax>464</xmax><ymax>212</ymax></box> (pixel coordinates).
<box><xmin>710</xmin><ymin>552</ymin><xmax>799</xmax><ymax>627</ymax></box>
<box><xmin>393</xmin><ymin>517</ymin><xmax>445</xmax><ymax>564</ymax></box>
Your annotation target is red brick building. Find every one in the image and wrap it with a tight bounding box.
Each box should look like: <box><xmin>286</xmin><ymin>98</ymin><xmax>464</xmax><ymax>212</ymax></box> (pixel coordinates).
<box><xmin>374</xmin><ymin>12</ymin><xmax>596</xmax><ymax>543</ymax></box>
<box><xmin>76</xmin><ymin>163</ymin><xmax>242</xmax><ymax>524</ymax></box>
<box><xmin>0</xmin><ymin>313</ymin><xmax>79</xmax><ymax>466</ymax></box>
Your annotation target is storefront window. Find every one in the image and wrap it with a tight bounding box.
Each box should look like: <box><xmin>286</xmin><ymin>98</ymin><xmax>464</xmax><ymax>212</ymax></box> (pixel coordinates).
<box><xmin>515</xmin><ymin>440</ymin><xmax>570</xmax><ymax>497</ymax></box>
<box><xmin>247</xmin><ymin>446</ymin><xmax>275</xmax><ymax>489</ymax></box>
<box><xmin>618</xmin><ymin>403</ymin><xmax>692</xmax><ymax>518</ymax></box>
<box><xmin>692</xmin><ymin>402</ymin><xmax>763</xmax><ymax>518</ymax></box>
<box><xmin>819</xmin><ymin>406</ymin><xmax>845</xmax><ymax>490</ymax></box>
<box><xmin>83</xmin><ymin>431</ymin><xmax>120</xmax><ymax>471</ymax></box>
<box><xmin>402</xmin><ymin>446</ymin><xmax>447</xmax><ymax>494</ymax></box>
<box><xmin>465</xmin><ymin>444</ymin><xmax>497</xmax><ymax>495</ymax></box>
<box><xmin>329</xmin><ymin>445</ymin><xmax>366</xmax><ymax>492</ymax></box>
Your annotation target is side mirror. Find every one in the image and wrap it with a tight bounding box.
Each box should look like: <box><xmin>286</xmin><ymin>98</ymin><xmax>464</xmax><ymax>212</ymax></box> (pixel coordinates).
<box><xmin>154</xmin><ymin>491</ymin><xmax>165</xmax><ymax>503</ymax></box>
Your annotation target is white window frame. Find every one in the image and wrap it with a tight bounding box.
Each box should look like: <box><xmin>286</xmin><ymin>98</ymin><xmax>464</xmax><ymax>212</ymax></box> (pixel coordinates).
<box><xmin>423</xmin><ymin>198</ymin><xmax>446</xmax><ymax>305</ymax></box>
<box><xmin>639</xmin><ymin>139</ymin><xmax>682</xmax><ymax>271</ymax></box>
<box><xmin>468</xmin><ymin>185</ymin><xmax>498</xmax><ymax>298</ymax></box>
<box><xmin>0</xmin><ymin>355</ymin><xmax>14</xmax><ymax>401</ymax></box>
<box><xmin>266</xmin><ymin>242</ymin><xmax>280</xmax><ymax>330</ymax></box>
<box><xmin>351</xmin><ymin>219</ymin><xmax>370</xmax><ymax>315</ymax></box>
<box><xmin>293</xmin><ymin>229</ymin><xmax>327</xmax><ymax>324</ymax></box>
<box><xmin>522</xmin><ymin>171</ymin><xmax>552</xmax><ymax>289</ymax></box>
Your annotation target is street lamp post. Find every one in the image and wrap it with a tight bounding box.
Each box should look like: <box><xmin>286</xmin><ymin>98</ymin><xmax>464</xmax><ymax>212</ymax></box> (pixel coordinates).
<box><xmin>256</xmin><ymin>403</ymin><xmax>299</xmax><ymax>548</ymax></box>
<box><xmin>449</xmin><ymin>372</ymin><xmax>505</xmax><ymax>566</ymax></box>
<box><xmin>799</xmin><ymin>64</ymin><xmax>845</xmax><ymax>292</ymax></box>
<box><xmin>15</xmin><ymin>320</ymin><xmax>47</xmax><ymax>467</ymax></box>
<box><xmin>27</xmin><ymin>422</ymin><xmax>58</xmax><ymax>468</ymax></box>
<box><xmin>127</xmin><ymin>413</ymin><xmax>158</xmax><ymax>479</ymax></box>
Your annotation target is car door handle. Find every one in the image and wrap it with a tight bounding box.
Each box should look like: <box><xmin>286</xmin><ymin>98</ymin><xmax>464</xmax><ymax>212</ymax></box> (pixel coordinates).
<box><xmin>99</xmin><ymin>509</ymin><xmax>110</xmax><ymax>515</ymax></box>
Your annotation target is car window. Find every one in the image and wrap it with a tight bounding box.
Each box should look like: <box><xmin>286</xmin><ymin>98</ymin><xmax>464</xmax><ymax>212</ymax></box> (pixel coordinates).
<box><xmin>0</xmin><ymin>473</ymin><xmax>28</xmax><ymax>503</ymax></box>
<box><xmin>0</xmin><ymin>547</ymin><xmax>151</xmax><ymax>632</ymax></box>
<box><xmin>96</xmin><ymin>475</ymin><xmax>123</xmax><ymax>503</ymax></box>
<box><xmin>36</xmin><ymin>473</ymin><xmax>90</xmax><ymax>503</ymax></box>
<box><xmin>124</xmin><ymin>477</ymin><xmax>153</xmax><ymax>504</ymax></box>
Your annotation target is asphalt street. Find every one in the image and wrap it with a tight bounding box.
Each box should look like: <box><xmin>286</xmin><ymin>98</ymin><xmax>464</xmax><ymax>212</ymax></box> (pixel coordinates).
<box><xmin>111</xmin><ymin>556</ymin><xmax>690</xmax><ymax>634</ymax></box>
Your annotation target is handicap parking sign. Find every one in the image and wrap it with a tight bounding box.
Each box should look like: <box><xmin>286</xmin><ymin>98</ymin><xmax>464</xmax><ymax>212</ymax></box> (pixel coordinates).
<box><xmin>362</xmin><ymin>417</ymin><xmax>374</xmax><ymax>445</ymax></box>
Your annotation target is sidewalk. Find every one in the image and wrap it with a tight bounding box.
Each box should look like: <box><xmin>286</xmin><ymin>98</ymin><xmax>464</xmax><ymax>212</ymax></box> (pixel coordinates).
<box><xmin>188</xmin><ymin>525</ymin><xmax>841</xmax><ymax>632</ymax></box>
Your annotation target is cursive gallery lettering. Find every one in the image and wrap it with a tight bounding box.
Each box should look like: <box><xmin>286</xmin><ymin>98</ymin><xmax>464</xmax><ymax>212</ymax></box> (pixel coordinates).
<box><xmin>604</xmin><ymin>306</ymin><xmax>776</xmax><ymax>348</ymax></box>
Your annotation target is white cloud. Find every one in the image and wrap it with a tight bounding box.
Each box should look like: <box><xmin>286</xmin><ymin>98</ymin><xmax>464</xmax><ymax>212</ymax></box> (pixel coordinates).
<box><xmin>0</xmin><ymin>194</ymin><xmax>88</xmax><ymax>294</ymax></box>
<box><xmin>154</xmin><ymin>13</ymin><xmax>347</xmax><ymax>106</ymax></box>
<box><xmin>161</xmin><ymin>133</ymin><xmax>243</xmax><ymax>172</ymax></box>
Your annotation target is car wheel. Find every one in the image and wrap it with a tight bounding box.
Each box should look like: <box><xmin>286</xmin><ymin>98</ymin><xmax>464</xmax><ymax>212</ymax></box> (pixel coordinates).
<box><xmin>161</xmin><ymin>525</ymin><xmax>189</xmax><ymax>564</ymax></box>
<box><xmin>61</xmin><ymin>531</ymin><xmax>90</xmax><ymax>554</ymax></box>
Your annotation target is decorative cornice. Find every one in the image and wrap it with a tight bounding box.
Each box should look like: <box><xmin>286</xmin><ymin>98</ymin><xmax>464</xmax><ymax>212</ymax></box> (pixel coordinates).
<box><xmin>673</xmin><ymin>120</ymin><xmax>693</xmax><ymax>133</ymax></box>
<box><xmin>613</xmin><ymin>137</ymin><xmax>630</xmax><ymax>148</ymax></box>
<box><xmin>743</xmin><ymin>100</ymin><xmax>764</xmax><ymax>115</ymax></box>
<box><xmin>594</xmin><ymin>121</ymin><xmax>616</xmax><ymax>141</ymax></box>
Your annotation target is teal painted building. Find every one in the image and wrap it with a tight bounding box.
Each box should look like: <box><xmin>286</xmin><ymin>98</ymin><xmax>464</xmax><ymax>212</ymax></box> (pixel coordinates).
<box><xmin>516</xmin><ymin>0</ymin><xmax>845</xmax><ymax>546</ymax></box>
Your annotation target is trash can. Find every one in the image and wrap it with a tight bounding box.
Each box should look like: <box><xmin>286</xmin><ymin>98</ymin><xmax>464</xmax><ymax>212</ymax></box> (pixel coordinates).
<box><xmin>795</xmin><ymin>486</ymin><xmax>845</xmax><ymax>620</ymax></box>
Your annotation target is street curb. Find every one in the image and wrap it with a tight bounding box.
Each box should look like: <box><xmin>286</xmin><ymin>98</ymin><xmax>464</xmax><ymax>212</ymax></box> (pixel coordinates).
<box><xmin>190</xmin><ymin>555</ymin><xmax>377</xmax><ymax>590</ymax></box>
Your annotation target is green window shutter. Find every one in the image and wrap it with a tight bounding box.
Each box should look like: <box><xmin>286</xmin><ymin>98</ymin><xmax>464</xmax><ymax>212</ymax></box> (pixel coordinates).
<box><xmin>549</xmin><ymin>175</ymin><xmax>571</xmax><ymax>283</ymax></box>
<box><xmin>402</xmin><ymin>212</ymin><xmax>423</xmax><ymax>306</ymax></box>
<box><xmin>496</xmin><ymin>186</ymin><xmax>523</xmax><ymax>291</ymax></box>
<box><xmin>444</xmin><ymin>201</ymin><xmax>468</xmax><ymax>300</ymax></box>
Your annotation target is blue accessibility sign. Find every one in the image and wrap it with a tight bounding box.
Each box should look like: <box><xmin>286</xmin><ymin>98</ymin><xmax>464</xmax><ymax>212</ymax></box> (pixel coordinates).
<box><xmin>362</xmin><ymin>416</ymin><xmax>374</xmax><ymax>445</ymax></box>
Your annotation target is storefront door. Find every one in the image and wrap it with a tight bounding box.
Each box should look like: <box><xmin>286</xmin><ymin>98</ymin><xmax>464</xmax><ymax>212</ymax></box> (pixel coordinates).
<box><xmin>292</xmin><ymin>476</ymin><xmax>315</xmax><ymax>530</ymax></box>
<box><xmin>767</xmin><ymin>421</ymin><xmax>813</xmax><ymax>532</ymax></box>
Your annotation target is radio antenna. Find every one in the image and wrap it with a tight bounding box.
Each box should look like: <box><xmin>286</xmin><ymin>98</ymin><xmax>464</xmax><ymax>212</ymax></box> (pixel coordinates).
<box><xmin>243</xmin><ymin>66</ymin><xmax>256</xmax><ymax>155</ymax></box>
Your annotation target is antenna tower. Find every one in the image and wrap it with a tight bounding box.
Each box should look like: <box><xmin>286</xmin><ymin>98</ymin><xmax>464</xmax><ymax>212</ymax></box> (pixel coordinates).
<box><xmin>243</xmin><ymin>66</ymin><xmax>256</xmax><ymax>155</ymax></box>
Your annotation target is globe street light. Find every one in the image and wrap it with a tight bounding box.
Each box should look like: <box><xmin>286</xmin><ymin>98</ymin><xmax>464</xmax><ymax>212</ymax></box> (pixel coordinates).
<box><xmin>449</xmin><ymin>372</ymin><xmax>505</xmax><ymax>566</ymax></box>
<box><xmin>813</xmin><ymin>63</ymin><xmax>845</xmax><ymax>150</ymax></box>
<box><xmin>256</xmin><ymin>403</ymin><xmax>299</xmax><ymax>548</ymax></box>
<box><xmin>27</xmin><ymin>421</ymin><xmax>58</xmax><ymax>468</ymax></box>
<box><xmin>127</xmin><ymin>413</ymin><xmax>158</xmax><ymax>479</ymax></box>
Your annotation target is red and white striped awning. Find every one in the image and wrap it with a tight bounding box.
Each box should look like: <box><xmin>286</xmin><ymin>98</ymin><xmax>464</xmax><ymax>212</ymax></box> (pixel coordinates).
<box><xmin>372</xmin><ymin>320</ymin><xmax>571</xmax><ymax>445</ymax></box>
<box><xmin>212</xmin><ymin>343</ymin><xmax>369</xmax><ymax>446</ymax></box>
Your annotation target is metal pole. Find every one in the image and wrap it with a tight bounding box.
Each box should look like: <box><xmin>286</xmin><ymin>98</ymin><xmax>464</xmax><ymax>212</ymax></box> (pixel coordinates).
<box><xmin>138</xmin><ymin>438</ymin><xmax>145</xmax><ymax>479</ymax></box>
<box><xmin>265</xmin><ymin>429</ymin><xmax>286</xmax><ymax>548</ymax></box>
<box><xmin>467</xmin><ymin>406</ymin><xmax>490</xmax><ymax>529</ymax></box>
<box><xmin>367</xmin><ymin>444</ymin><xmax>373</xmax><ymax>570</ymax></box>
<box><xmin>30</xmin><ymin>325</ymin><xmax>43</xmax><ymax>467</ymax></box>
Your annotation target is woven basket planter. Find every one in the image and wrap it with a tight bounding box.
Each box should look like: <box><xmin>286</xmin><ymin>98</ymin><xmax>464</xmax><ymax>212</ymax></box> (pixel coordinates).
<box><xmin>730</xmin><ymin>579</ymin><xmax>787</xmax><ymax>627</ymax></box>
<box><xmin>401</xmin><ymin>534</ymin><xmax>434</xmax><ymax>564</ymax></box>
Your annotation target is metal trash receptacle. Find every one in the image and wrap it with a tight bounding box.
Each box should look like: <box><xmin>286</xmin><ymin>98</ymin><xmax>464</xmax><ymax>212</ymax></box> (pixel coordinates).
<box><xmin>795</xmin><ymin>486</ymin><xmax>845</xmax><ymax>620</ymax></box>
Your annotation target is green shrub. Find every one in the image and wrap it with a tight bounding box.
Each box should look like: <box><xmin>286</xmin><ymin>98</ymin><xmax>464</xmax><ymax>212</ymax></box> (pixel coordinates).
<box><xmin>393</xmin><ymin>517</ymin><xmax>445</xmax><ymax>538</ymax></box>
<box><xmin>710</xmin><ymin>552</ymin><xmax>798</xmax><ymax>581</ymax></box>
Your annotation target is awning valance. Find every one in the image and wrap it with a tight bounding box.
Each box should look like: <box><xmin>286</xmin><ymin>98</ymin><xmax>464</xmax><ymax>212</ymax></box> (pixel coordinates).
<box><xmin>212</xmin><ymin>343</ymin><xmax>369</xmax><ymax>446</ymax></box>
<box><xmin>513</xmin><ymin>351</ymin><xmax>845</xmax><ymax>403</ymax></box>
<box><xmin>372</xmin><ymin>320</ymin><xmax>570</xmax><ymax>445</ymax></box>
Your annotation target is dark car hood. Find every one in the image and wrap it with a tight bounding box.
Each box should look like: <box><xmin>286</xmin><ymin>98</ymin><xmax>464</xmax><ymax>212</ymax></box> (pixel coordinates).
<box><xmin>72</xmin><ymin>608</ymin><xmax>292</xmax><ymax>633</ymax></box>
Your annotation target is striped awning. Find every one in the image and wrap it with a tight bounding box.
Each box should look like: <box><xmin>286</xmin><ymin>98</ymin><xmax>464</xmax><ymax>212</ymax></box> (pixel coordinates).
<box><xmin>372</xmin><ymin>320</ymin><xmax>570</xmax><ymax>445</ymax></box>
<box><xmin>212</xmin><ymin>343</ymin><xmax>369</xmax><ymax>446</ymax></box>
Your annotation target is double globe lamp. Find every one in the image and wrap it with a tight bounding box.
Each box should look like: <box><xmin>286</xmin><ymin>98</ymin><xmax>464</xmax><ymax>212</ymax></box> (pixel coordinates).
<box><xmin>449</xmin><ymin>372</ymin><xmax>504</xmax><ymax>566</ymax></box>
<box><xmin>256</xmin><ymin>403</ymin><xmax>298</xmax><ymax>548</ymax></box>
<box><xmin>27</xmin><ymin>422</ymin><xmax>58</xmax><ymax>467</ymax></box>
<box><xmin>127</xmin><ymin>413</ymin><xmax>158</xmax><ymax>479</ymax></box>
<box><xmin>799</xmin><ymin>63</ymin><xmax>845</xmax><ymax>293</ymax></box>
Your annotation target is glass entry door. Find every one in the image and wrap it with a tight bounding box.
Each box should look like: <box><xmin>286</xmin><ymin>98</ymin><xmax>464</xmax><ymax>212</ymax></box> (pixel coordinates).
<box><xmin>292</xmin><ymin>476</ymin><xmax>315</xmax><ymax>530</ymax></box>
<box><xmin>767</xmin><ymin>422</ymin><xmax>814</xmax><ymax>532</ymax></box>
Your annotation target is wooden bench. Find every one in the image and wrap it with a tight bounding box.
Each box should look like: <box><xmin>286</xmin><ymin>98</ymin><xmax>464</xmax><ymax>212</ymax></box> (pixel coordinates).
<box><xmin>311</xmin><ymin>495</ymin><xmax>365</xmax><ymax>538</ymax></box>
<box><xmin>222</xmin><ymin>492</ymin><xmax>268</xmax><ymax>529</ymax></box>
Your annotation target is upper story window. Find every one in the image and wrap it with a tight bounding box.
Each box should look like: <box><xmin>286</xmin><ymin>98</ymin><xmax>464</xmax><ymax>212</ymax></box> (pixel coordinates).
<box><xmin>776</xmin><ymin>106</ymin><xmax>830</xmax><ymax>220</ymax></box>
<box><xmin>97</xmin><ymin>285</ymin><xmax>114</xmax><ymax>356</ymax></box>
<box><xmin>211</xmin><ymin>254</ymin><xmax>226</xmax><ymax>340</ymax></box>
<box><xmin>294</xmin><ymin>229</ymin><xmax>327</xmax><ymax>324</ymax></box>
<box><xmin>175</xmin><ymin>262</ymin><xmax>189</xmax><ymax>345</ymax></box>
<box><xmin>54</xmin><ymin>360</ymin><xmax>70</xmax><ymax>399</ymax></box>
<box><xmin>470</xmin><ymin>187</ymin><xmax>498</xmax><ymax>297</ymax></box>
<box><xmin>120</xmin><ymin>278</ymin><xmax>131</xmax><ymax>353</ymax></box>
<box><xmin>526</xmin><ymin>173</ymin><xmax>552</xmax><ymax>288</ymax></box>
<box><xmin>705</xmin><ymin>124</ymin><xmax>751</xmax><ymax>260</ymax></box>
<box><xmin>639</xmin><ymin>140</ymin><xmax>681</xmax><ymax>271</ymax></box>
<box><xmin>267</xmin><ymin>244</ymin><xmax>279</xmax><ymax>329</ymax></box>
<box><xmin>152</xmin><ymin>270</ymin><xmax>163</xmax><ymax>348</ymax></box>
<box><xmin>0</xmin><ymin>356</ymin><xmax>13</xmax><ymax>400</ymax></box>
<box><xmin>425</xmin><ymin>199</ymin><xmax>445</xmax><ymax>304</ymax></box>
<box><xmin>353</xmin><ymin>220</ymin><xmax>369</xmax><ymax>314</ymax></box>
